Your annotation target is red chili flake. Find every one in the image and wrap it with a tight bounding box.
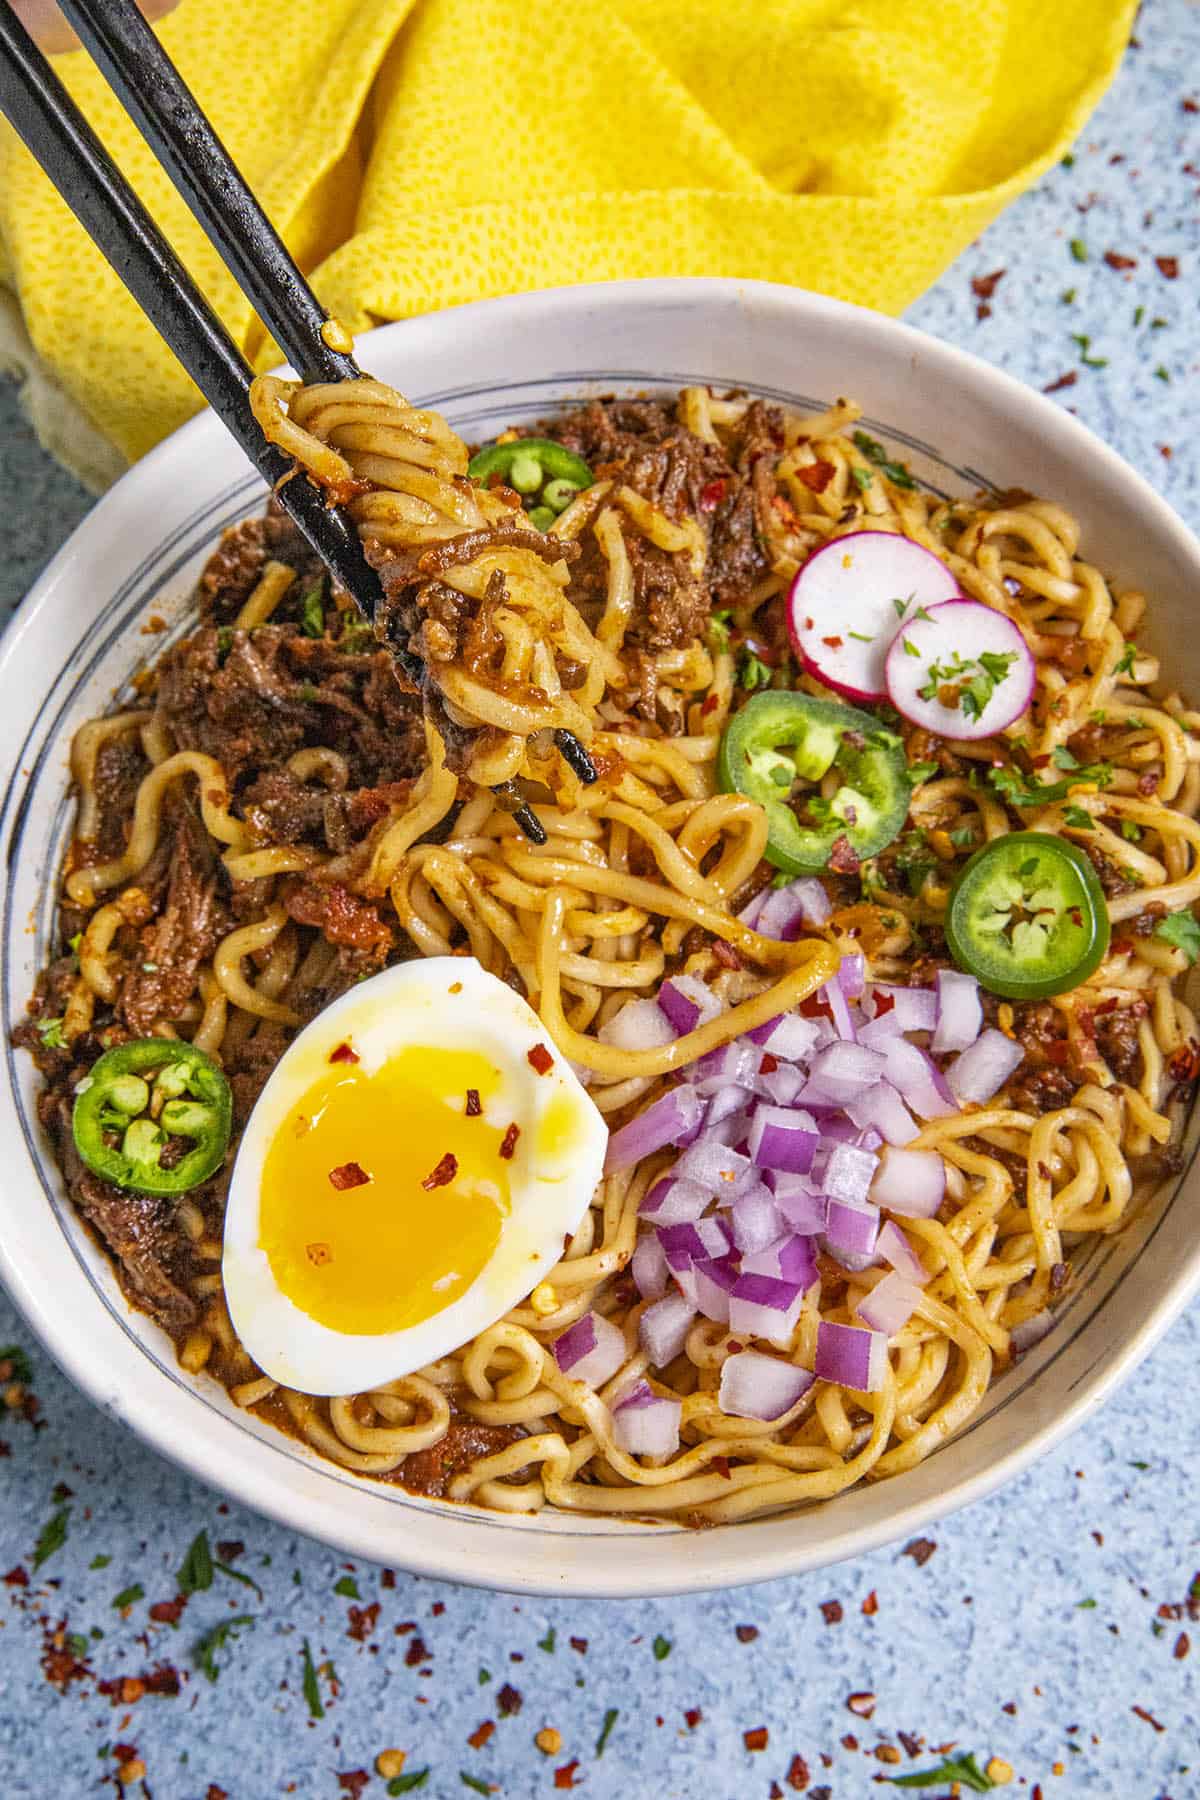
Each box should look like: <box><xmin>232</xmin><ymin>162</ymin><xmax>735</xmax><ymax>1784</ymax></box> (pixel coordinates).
<box><xmin>113</xmin><ymin>1746</ymin><xmax>138</xmax><ymax>1766</ymax></box>
<box><xmin>381</xmin><ymin>1569</ymin><xmax>396</xmax><ymax>1588</ymax></box>
<box><xmin>899</xmin><ymin>1729</ymin><xmax>925</xmax><ymax>1753</ymax></box>
<box><xmin>1111</xmin><ymin>936</ymin><xmax>1134</xmax><ymax>956</ymax></box>
<box><xmin>468</xmin><ymin>1720</ymin><xmax>496</xmax><ymax>1749</ymax></box>
<box><xmin>784</xmin><ymin>1754</ymin><xmax>811</xmax><ymax>1790</ymax></box>
<box><xmin>840</xmin><ymin>1733</ymin><xmax>859</xmax><ymax>1751</ymax></box>
<box><xmin>861</xmin><ymin>1590</ymin><xmax>879</xmax><ymax>1616</ymax></box>
<box><xmin>421</xmin><ymin>1152</ymin><xmax>458</xmax><ymax>1190</ymax></box>
<box><xmin>405</xmin><ymin>1635</ymin><xmax>431</xmax><ymax>1667</ymax></box>
<box><xmin>699</xmin><ymin>478</ymin><xmax>728</xmax><ymax>512</ymax></box>
<box><xmin>463</xmin><ymin>1088</ymin><xmax>482</xmax><ymax>1116</ymax></box>
<box><xmin>347</xmin><ymin>1602</ymin><xmax>380</xmax><ymax>1641</ymax></box>
<box><xmin>744</xmin><ymin>1726</ymin><xmax>769</xmax><ymax>1752</ymax></box>
<box><xmin>735</xmin><ymin>1624</ymin><xmax>759</xmax><ymax>1643</ymax></box>
<box><xmin>497</xmin><ymin>1682</ymin><xmax>523</xmax><ymax>1715</ymax></box>
<box><xmin>329</xmin><ymin>1041</ymin><xmax>359</xmax><ymax>1065</ymax></box>
<box><xmin>149</xmin><ymin>1596</ymin><xmax>187</xmax><ymax>1626</ymax></box>
<box><xmin>847</xmin><ymin>1692</ymin><xmax>876</xmax><ymax>1718</ymax></box>
<box><xmin>1155</xmin><ymin>256</ymin><xmax>1180</xmax><ymax>279</ymax></box>
<box><xmin>1169</xmin><ymin>1042</ymin><xmax>1200</xmax><ymax>1084</ymax></box>
<box><xmin>902</xmin><ymin>1536</ymin><xmax>937</xmax><ymax>1566</ymax></box>
<box><xmin>1174</xmin><ymin>1631</ymin><xmax>1192</xmax><ymax>1660</ymax></box>
<box><xmin>569</xmin><ymin>1636</ymin><xmax>588</xmax><ymax>1654</ymax></box>
<box><xmin>1104</xmin><ymin>250</ymin><xmax>1138</xmax><ymax>270</ymax></box>
<box><xmin>971</xmin><ymin>269</ymin><xmax>1006</xmax><ymax>301</ymax></box>
<box><xmin>499</xmin><ymin>1124</ymin><xmax>520</xmax><ymax>1160</ymax></box>
<box><xmin>1043</xmin><ymin>371</ymin><xmax>1078</xmax><ymax>394</ymax></box>
<box><xmin>712</xmin><ymin>1455</ymin><xmax>732</xmax><ymax>1480</ymax></box>
<box><xmin>4</xmin><ymin>1566</ymin><xmax>28</xmax><ymax>1587</ymax></box>
<box><xmin>336</xmin><ymin>1775</ymin><xmax>370</xmax><ymax>1800</ymax></box>
<box><xmin>828</xmin><ymin>835</ymin><xmax>860</xmax><ymax>876</ymax></box>
<box><xmin>527</xmin><ymin>1043</ymin><xmax>554</xmax><ymax>1075</ymax></box>
<box><xmin>207</xmin><ymin>1788</ymin><xmax>229</xmax><ymax>1800</ymax></box>
<box><xmin>796</xmin><ymin>461</ymin><xmax>836</xmax><ymax>494</ymax></box>
<box><xmin>819</xmin><ymin>1600</ymin><xmax>843</xmax><ymax>1625</ymax></box>
<box><xmin>822</xmin><ymin>635</ymin><xmax>844</xmax><ymax>649</ymax></box>
<box><xmin>760</xmin><ymin>1053</ymin><xmax>779</xmax><ymax>1074</ymax></box>
<box><xmin>1067</xmin><ymin>906</ymin><xmax>1084</xmax><ymax>928</ymax></box>
<box><xmin>684</xmin><ymin>1707</ymin><xmax>703</xmax><ymax>1730</ymax></box>
<box><xmin>142</xmin><ymin>1663</ymin><xmax>182</xmax><ymax>1696</ymax></box>
<box><xmin>329</xmin><ymin>1161</ymin><xmax>369</xmax><ymax>1191</ymax></box>
<box><xmin>1093</xmin><ymin>996</ymin><xmax>1120</xmax><ymax>1016</ymax></box>
<box><xmin>216</xmin><ymin>1540</ymin><xmax>244</xmax><ymax>1563</ymax></box>
<box><xmin>700</xmin><ymin>693</ymin><xmax>720</xmax><ymax>717</ymax></box>
<box><xmin>712</xmin><ymin>939</ymin><xmax>742</xmax><ymax>971</ymax></box>
<box><xmin>1044</xmin><ymin>1039</ymin><xmax>1071</xmax><ymax>1066</ymax></box>
<box><xmin>554</xmin><ymin>1761</ymin><xmax>581</xmax><ymax>1789</ymax></box>
<box><xmin>1132</xmin><ymin>1704</ymin><xmax>1165</xmax><ymax>1731</ymax></box>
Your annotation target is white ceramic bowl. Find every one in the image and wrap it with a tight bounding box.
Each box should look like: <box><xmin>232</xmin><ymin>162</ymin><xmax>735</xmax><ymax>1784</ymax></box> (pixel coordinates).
<box><xmin>3</xmin><ymin>279</ymin><xmax>1199</xmax><ymax>1597</ymax></box>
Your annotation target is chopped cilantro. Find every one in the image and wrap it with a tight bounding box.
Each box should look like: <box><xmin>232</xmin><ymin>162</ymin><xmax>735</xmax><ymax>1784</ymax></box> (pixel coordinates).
<box><xmin>949</xmin><ymin>826</ymin><xmax>976</xmax><ymax>848</ymax></box>
<box><xmin>1154</xmin><ymin>910</ymin><xmax>1200</xmax><ymax>964</ymax></box>
<box><xmin>1130</xmin><ymin>1460</ymin><xmax>1150</xmax><ymax>1471</ymax></box>
<box><xmin>1076</xmin><ymin>1597</ymin><xmax>1097</xmax><ymax>1609</ymax></box>
<box><xmin>1061</xmin><ymin>287</ymin><xmax>1077</xmax><ymax>304</ymax></box>
<box><xmin>389</xmin><ymin>1774</ymin><xmax>430</xmax><ymax>1795</ymax></box>
<box><xmin>892</xmin><ymin>596</ymin><xmax>911</xmax><ymax>618</ymax></box>
<box><xmin>738</xmin><ymin>652</ymin><xmax>774</xmax><ymax>692</ymax></box>
<box><xmin>1133</xmin><ymin>305</ymin><xmax>1145</xmax><ymax>326</ymax></box>
<box><xmin>195</xmin><ymin>1614</ymin><xmax>254</xmax><ymax>1683</ymax></box>
<box><xmin>850</xmin><ymin>466</ymin><xmax>873</xmax><ymax>492</ymax></box>
<box><xmin>216</xmin><ymin>1560</ymin><xmax>263</xmax><ymax>1600</ymax></box>
<box><xmin>1063</xmin><ymin>805</ymin><xmax>1094</xmax><ymax>829</ymax></box>
<box><xmin>1120</xmin><ymin>819</ymin><xmax>1142</xmax><ymax>842</ymax></box>
<box><xmin>89</xmin><ymin>1553</ymin><xmax>112</xmax><ymax>1571</ymax></box>
<box><xmin>38</xmin><ymin>1017</ymin><xmax>67</xmax><ymax>1050</ymax></box>
<box><xmin>902</xmin><ymin>637</ymin><xmax>921</xmax><ymax>658</ymax></box>
<box><xmin>917</xmin><ymin>648</ymin><xmax>1017</xmax><ymax>722</ymax></box>
<box><xmin>894</xmin><ymin>829</ymin><xmax>937</xmax><ymax>897</ymax></box>
<box><xmin>112</xmin><ymin>1584</ymin><xmax>144</xmax><ymax>1610</ymax></box>
<box><xmin>478</xmin><ymin>1667</ymin><xmax>492</xmax><ymax>1685</ymax></box>
<box><xmin>333</xmin><ymin>1575</ymin><xmax>360</xmax><ymax>1599</ymax></box>
<box><xmin>1051</xmin><ymin>746</ymin><xmax>1080</xmax><ymax>770</ymax></box>
<box><xmin>989</xmin><ymin>760</ymin><xmax>1113</xmax><ymax>808</ymax></box>
<box><xmin>459</xmin><ymin>1776</ymin><xmax>490</xmax><ymax>1795</ymax></box>
<box><xmin>1155</xmin><ymin>365</ymin><xmax>1172</xmax><ymax>383</ymax></box>
<box><xmin>66</xmin><ymin>1633</ymin><xmax>89</xmax><ymax>1659</ymax></box>
<box><xmin>652</xmin><ymin>1635</ymin><xmax>672</xmax><ymax>1661</ymax></box>
<box><xmin>298</xmin><ymin>682</ymin><xmax>318</xmax><ymax>702</ymax></box>
<box><xmin>596</xmin><ymin>1708</ymin><xmax>619</xmax><ymax>1757</ymax></box>
<box><xmin>301</xmin><ymin>1637</ymin><xmax>325</xmax><ymax>1718</ymax></box>
<box><xmin>537</xmin><ymin>1627</ymin><xmax>557</xmax><ymax>1653</ymax></box>
<box><xmin>215</xmin><ymin>626</ymin><xmax>234</xmax><ymax>659</ymax></box>
<box><xmin>907</xmin><ymin>761</ymin><xmax>939</xmax><ymax>786</ymax></box>
<box><xmin>32</xmin><ymin>1506</ymin><xmax>69</xmax><ymax>1570</ymax></box>
<box><xmin>1113</xmin><ymin>642</ymin><xmax>1138</xmax><ymax>677</ymax></box>
<box><xmin>847</xmin><ymin>630</ymin><xmax>874</xmax><ymax>643</ymax></box>
<box><xmin>1070</xmin><ymin>333</ymin><xmax>1108</xmax><ymax>369</ymax></box>
<box><xmin>1069</xmin><ymin>238</ymin><xmax>1088</xmax><ymax>263</ymax></box>
<box><xmin>177</xmin><ymin>1529</ymin><xmax>214</xmax><ymax>1595</ymax></box>
<box><xmin>0</xmin><ymin>1345</ymin><xmax>32</xmax><ymax>1384</ymax></box>
<box><xmin>706</xmin><ymin>609</ymin><xmax>733</xmax><ymax>654</ymax></box>
<box><xmin>852</xmin><ymin>431</ymin><xmax>916</xmax><ymax>489</ymax></box>
<box><xmin>299</xmin><ymin>583</ymin><xmax>325</xmax><ymax>638</ymax></box>
<box><xmin>1061</xmin><ymin>152</ymin><xmax>1076</xmax><ymax>168</ymax></box>
<box><xmin>887</xmin><ymin>1751</ymin><xmax>996</xmax><ymax>1790</ymax></box>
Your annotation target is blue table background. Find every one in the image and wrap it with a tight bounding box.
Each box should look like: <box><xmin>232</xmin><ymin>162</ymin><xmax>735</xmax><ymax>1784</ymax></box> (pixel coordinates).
<box><xmin>1</xmin><ymin>4</ymin><xmax>1198</xmax><ymax>1793</ymax></box>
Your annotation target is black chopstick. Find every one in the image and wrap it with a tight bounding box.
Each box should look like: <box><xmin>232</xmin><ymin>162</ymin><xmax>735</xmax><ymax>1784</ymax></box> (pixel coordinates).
<box><xmin>54</xmin><ymin>0</ymin><xmax>358</xmax><ymax>389</ymax></box>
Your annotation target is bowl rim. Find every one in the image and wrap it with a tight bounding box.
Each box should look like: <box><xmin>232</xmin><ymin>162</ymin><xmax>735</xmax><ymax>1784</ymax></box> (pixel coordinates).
<box><xmin>4</xmin><ymin>275</ymin><xmax>1200</xmax><ymax>1597</ymax></box>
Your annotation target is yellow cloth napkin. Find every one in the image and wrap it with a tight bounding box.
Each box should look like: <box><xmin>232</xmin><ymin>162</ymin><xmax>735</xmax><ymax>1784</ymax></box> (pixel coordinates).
<box><xmin>0</xmin><ymin>0</ymin><xmax>1136</xmax><ymax>473</ymax></box>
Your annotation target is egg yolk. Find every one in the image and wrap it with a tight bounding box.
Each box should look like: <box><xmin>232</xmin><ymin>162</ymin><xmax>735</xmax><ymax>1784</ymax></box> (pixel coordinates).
<box><xmin>259</xmin><ymin>1046</ymin><xmax>511</xmax><ymax>1336</ymax></box>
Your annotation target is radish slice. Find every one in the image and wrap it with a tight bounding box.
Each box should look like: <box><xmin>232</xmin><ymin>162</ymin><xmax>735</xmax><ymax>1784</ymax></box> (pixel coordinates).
<box><xmin>884</xmin><ymin>599</ymin><xmax>1035</xmax><ymax>740</ymax></box>
<box><xmin>787</xmin><ymin>531</ymin><xmax>961</xmax><ymax>703</ymax></box>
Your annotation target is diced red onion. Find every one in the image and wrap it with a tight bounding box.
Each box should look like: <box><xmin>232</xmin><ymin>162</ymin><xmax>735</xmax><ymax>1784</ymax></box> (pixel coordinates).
<box><xmin>639</xmin><ymin>1175</ymin><xmax>711</xmax><ymax>1225</ymax></box>
<box><xmin>865</xmin><ymin>985</ymin><xmax>938</xmax><ymax>1033</ymax></box>
<box><xmin>638</xmin><ymin>1292</ymin><xmax>696</xmax><ymax>1367</ymax></box>
<box><xmin>553</xmin><ymin>1311</ymin><xmax>627</xmax><ymax>1387</ymax></box>
<box><xmin>870</xmin><ymin>1146</ymin><xmax>945</xmax><ymax>1218</ymax></box>
<box><xmin>606</xmin><ymin>1086</ymin><xmax>704</xmax><ymax>1170</ymax></box>
<box><xmin>822</xmin><ymin>977</ymin><xmax>858</xmax><ymax>1042</ymax></box>
<box><xmin>718</xmin><ymin>1350</ymin><xmax>815</xmax><ymax>1421</ymax></box>
<box><xmin>769</xmin><ymin>1176</ymin><xmax>827</xmax><ymax>1236</ymax></box>
<box><xmin>755</xmin><ymin>1060</ymin><xmax>805</xmax><ymax>1106</ymax></box>
<box><xmin>815</xmin><ymin>1319</ymin><xmax>889</xmax><ymax>1391</ymax></box>
<box><xmin>748</xmin><ymin>1102</ymin><xmax>819</xmax><ymax>1174</ymax></box>
<box><xmin>877</xmin><ymin>1219</ymin><xmax>927</xmax><ymax>1284</ymax></box>
<box><xmin>756</xmin><ymin>878</ymin><xmax>830</xmax><ymax>939</ymax></box>
<box><xmin>631</xmin><ymin>1230</ymin><xmax>670</xmax><ymax>1299</ymax></box>
<box><xmin>820</xmin><ymin>1141</ymin><xmax>878</xmax><ymax>1207</ymax></box>
<box><xmin>741</xmin><ymin>1232</ymin><xmax>818</xmax><ymax>1288</ymax></box>
<box><xmin>691</xmin><ymin>1040</ymin><xmax>760</xmax><ymax>1095</ymax></box>
<box><xmin>706</xmin><ymin>1084</ymin><xmax>751</xmax><ymax>1129</ymax></box>
<box><xmin>612</xmin><ymin>1382</ymin><xmax>682</xmax><ymax>1457</ymax></box>
<box><xmin>730</xmin><ymin>1185</ymin><xmax>782</xmax><ymax>1254</ymax></box>
<box><xmin>695</xmin><ymin>1216</ymin><xmax>733</xmax><ymax>1259</ymax></box>
<box><xmin>854</xmin><ymin>1270</ymin><xmax>923</xmax><ymax>1336</ymax></box>
<box><xmin>845</xmin><ymin>1080</ymin><xmax>920</xmax><ymax>1146</ymax></box>
<box><xmin>1009</xmin><ymin>1308</ymin><xmax>1057</xmax><ymax>1355</ymax></box>
<box><xmin>673</xmin><ymin>1138</ymin><xmax>753</xmax><ymax>1195</ymax></box>
<box><xmin>821</xmin><ymin>1241</ymin><xmax>880</xmax><ymax>1274</ymax></box>
<box><xmin>858</xmin><ymin>1012</ymin><xmax>903</xmax><ymax>1046</ymax></box>
<box><xmin>873</xmin><ymin>1036</ymin><xmax>957</xmax><ymax>1120</ymax></box>
<box><xmin>693</xmin><ymin>1255</ymin><xmax>741</xmax><ymax>1325</ymax></box>
<box><xmin>931</xmin><ymin>969</ymin><xmax>983</xmax><ymax>1055</ymax></box>
<box><xmin>599</xmin><ymin>996</ymin><xmax>676</xmax><ymax>1053</ymax></box>
<box><xmin>737</xmin><ymin>888</ymin><xmax>768</xmax><ymax>929</ymax></box>
<box><xmin>824</xmin><ymin>1197</ymin><xmax>880</xmax><ymax>1258</ymax></box>
<box><xmin>729</xmin><ymin>1272</ymin><xmax>805</xmax><ymax>1345</ymax></box>
<box><xmin>806</xmin><ymin>1041</ymin><xmax>886</xmax><ymax>1102</ymax></box>
<box><xmin>837</xmin><ymin>953</ymin><xmax>866</xmax><ymax>999</ymax></box>
<box><xmin>759</xmin><ymin>1014</ymin><xmax>821</xmax><ymax>1061</ymax></box>
<box><xmin>657</xmin><ymin>974</ymin><xmax>723</xmax><ymax>1036</ymax></box>
<box><xmin>947</xmin><ymin>1029</ymin><xmax>1025</xmax><ymax>1106</ymax></box>
<box><xmin>671</xmin><ymin>1262</ymin><xmax>701</xmax><ymax>1308</ymax></box>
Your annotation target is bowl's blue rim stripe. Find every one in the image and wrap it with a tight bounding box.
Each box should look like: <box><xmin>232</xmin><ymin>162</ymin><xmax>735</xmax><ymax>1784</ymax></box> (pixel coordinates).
<box><xmin>1</xmin><ymin>374</ymin><xmax>1189</xmax><ymax>1535</ymax></box>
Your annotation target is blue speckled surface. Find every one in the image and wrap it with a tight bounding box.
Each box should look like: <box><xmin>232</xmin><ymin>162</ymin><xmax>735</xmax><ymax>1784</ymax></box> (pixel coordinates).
<box><xmin>1</xmin><ymin>4</ymin><xmax>1198</xmax><ymax>1794</ymax></box>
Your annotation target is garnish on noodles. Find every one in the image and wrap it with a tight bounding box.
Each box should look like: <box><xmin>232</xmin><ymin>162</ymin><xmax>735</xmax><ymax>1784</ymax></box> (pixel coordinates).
<box><xmin>17</xmin><ymin>382</ymin><xmax>1200</xmax><ymax>1524</ymax></box>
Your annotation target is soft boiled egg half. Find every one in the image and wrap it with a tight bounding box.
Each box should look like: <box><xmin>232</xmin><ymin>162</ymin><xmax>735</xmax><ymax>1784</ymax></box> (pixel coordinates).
<box><xmin>223</xmin><ymin>957</ymin><xmax>607</xmax><ymax>1396</ymax></box>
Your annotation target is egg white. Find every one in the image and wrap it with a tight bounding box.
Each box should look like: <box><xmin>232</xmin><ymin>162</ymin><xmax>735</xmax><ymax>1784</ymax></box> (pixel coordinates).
<box><xmin>222</xmin><ymin>957</ymin><xmax>607</xmax><ymax>1395</ymax></box>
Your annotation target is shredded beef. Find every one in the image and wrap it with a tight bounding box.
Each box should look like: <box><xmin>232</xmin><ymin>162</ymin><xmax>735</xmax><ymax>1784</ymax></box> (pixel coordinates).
<box><xmin>397</xmin><ymin>1415</ymin><xmax>523</xmax><ymax>1499</ymax></box>
<box><xmin>92</xmin><ymin>735</ymin><xmax>151</xmax><ymax>860</ymax></box>
<box><xmin>1094</xmin><ymin>1007</ymin><xmax>1144</xmax><ymax>1085</ymax></box>
<box><xmin>1084</xmin><ymin>842</ymin><xmax>1141</xmax><ymax>898</ymax></box>
<box><xmin>118</xmin><ymin>803</ymin><xmax>229</xmax><ymax>1036</ymax></box>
